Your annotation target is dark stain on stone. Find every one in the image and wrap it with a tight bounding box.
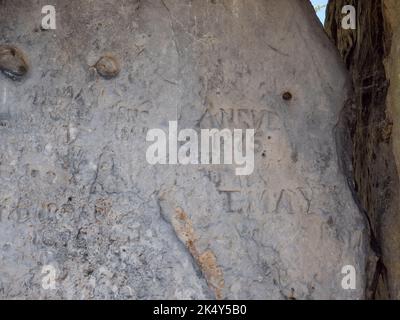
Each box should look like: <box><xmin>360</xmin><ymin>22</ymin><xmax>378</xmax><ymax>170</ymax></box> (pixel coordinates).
<box><xmin>0</xmin><ymin>45</ymin><xmax>29</xmax><ymax>81</ymax></box>
<box><xmin>282</xmin><ymin>91</ymin><xmax>292</xmax><ymax>101</ymax></box>
<box><xmin>94</xmin><ymin>55</ymin><xmax>120</xmax><ymax>79</ymax></box>
<box><xmin>31</xmin><ymin>169</ymin><xmax>39</xmax><ymax>178</ymax></box>
<box><xmin>291</xmin><ymin>151</ymin><xmax>298</xmax><ymax>163</ymax></box>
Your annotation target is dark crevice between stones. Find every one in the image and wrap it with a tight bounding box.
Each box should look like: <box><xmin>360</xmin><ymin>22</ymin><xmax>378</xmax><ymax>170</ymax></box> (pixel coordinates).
<box><xmin>327</xmin><ymin>0</ymin><xmax>398</xmax><ymax>299</ymax></box>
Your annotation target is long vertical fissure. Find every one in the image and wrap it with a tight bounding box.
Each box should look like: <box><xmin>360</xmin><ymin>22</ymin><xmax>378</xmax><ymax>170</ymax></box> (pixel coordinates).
<box><xmin>326</xmin><ymin>0</ymin><xmax>398</xmax><ymax>299</ymax></box>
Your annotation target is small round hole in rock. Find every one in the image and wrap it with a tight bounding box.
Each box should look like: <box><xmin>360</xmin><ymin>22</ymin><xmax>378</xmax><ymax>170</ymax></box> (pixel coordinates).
<box><xmin>282</xmin><ymin>92</ymin><xmax>292</xmax><ymax>101</ymax></box>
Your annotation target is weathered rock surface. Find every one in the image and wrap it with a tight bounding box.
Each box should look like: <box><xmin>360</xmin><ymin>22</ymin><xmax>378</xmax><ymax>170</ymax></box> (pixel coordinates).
<box><xmin>0</xmin><ymin>0</ymin><xmax>367</xmax><ymax>299</ymax></box>
<box><xmin>383</xmin><ymin>0</ymin><xmax>400</xmax><ymax>299</ymax></box>
<box><xmin>326</xmin><ymin>0</ymin><xmax>400</xmax><ymax>299</ymax></box>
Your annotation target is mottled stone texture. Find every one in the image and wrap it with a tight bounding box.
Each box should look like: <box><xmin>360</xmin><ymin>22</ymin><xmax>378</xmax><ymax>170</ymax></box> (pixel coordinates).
<box><xmin>0</xmin><ymin>0</ymin><xmax>367</xmax><ymax>299</ymax></box>
<box><xmin>383</xmin><ymin>0</ymin><xmax>400</xmax><ymax>299</ymax></box>
<box><xmin>326</xmin><ymin>0</ymin><xmax>400</xmax><ymax>299</ymax></box>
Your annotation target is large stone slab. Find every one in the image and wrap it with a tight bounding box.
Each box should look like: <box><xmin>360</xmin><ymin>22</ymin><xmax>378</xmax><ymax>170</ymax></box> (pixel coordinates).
<box><xmin>0</xmin><ymin>0</ymin><xmax>367</xmax><ymax>299</ymax></box>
